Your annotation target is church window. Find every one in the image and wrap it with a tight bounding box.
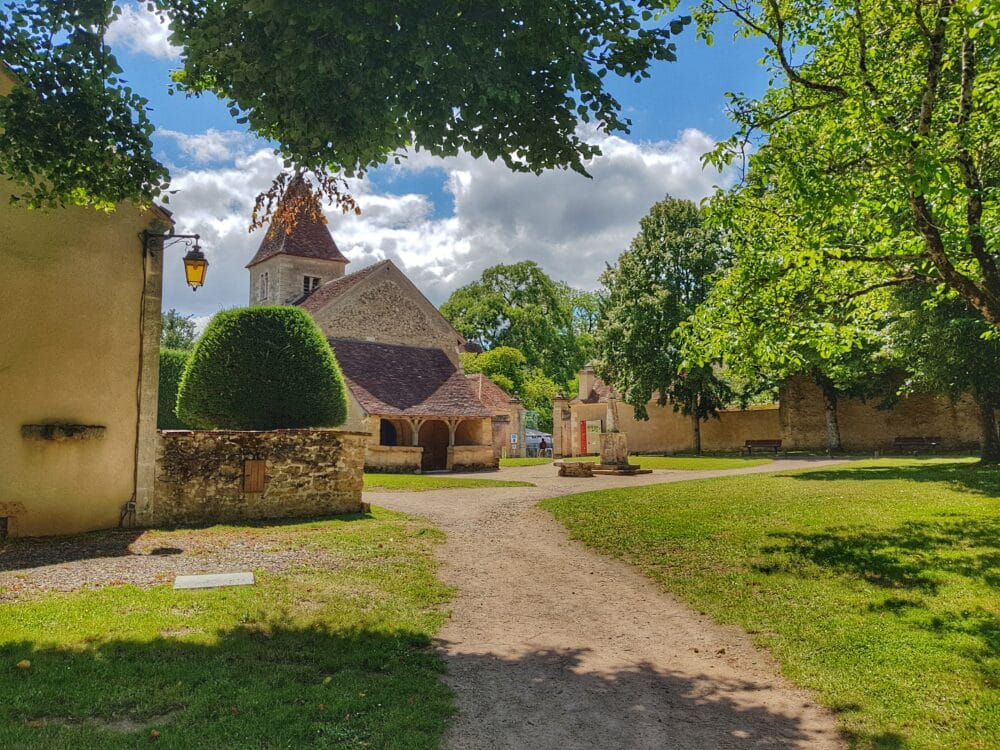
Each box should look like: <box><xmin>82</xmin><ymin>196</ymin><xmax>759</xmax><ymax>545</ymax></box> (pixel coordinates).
<box><xmin>303</xmin><ymin>275</ymin><xmax>322</xmax><ymax>295</ymax></box>
<box><xmin>259</xmin><ymin>272</ymin><xmax>269</xmax><ymax>301</ymax></box>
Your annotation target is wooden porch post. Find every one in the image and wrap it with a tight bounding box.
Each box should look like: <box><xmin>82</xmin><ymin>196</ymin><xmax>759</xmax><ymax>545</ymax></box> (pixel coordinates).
<box><xmin>408</xmin><ymin>418</ymin><xmax>426</xmax><ymax>446</ymax></box>
<box><xmin>446</xmin><ymin>418</ymin><xmax>460</xmax><ymax>447</ymax></box>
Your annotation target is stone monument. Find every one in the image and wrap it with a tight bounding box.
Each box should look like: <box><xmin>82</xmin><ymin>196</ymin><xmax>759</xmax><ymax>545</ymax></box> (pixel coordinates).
<box><xmin>598</xmin><ymin>396</ymin><xmax>630</xmax><ymax>467</ymax></box>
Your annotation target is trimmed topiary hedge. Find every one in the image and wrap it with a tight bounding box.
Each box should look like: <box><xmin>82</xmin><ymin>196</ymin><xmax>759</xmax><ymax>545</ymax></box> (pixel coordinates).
<box><xmin>176</xmin><ymin>306</ymin><xmax>348</xmax><ymax>430</ymax></box>
<box><xmin>158</xmin><ymin>348</ymin><xmax>193</xmax><ymax>429</ymax></box>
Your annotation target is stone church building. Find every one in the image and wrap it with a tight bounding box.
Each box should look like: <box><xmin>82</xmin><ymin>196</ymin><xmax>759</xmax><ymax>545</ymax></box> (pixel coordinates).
<box><xmin>247</xmin><ymin>188</ymin><xmax>523</xmax><ymax>471</ymax></box>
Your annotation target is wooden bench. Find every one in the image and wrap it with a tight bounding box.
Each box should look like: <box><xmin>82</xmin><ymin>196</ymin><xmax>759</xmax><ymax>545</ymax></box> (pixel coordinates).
<box><xmin>743</xmin><ymin>439</ymin><xmax>782</xmax><ymax>455</ymax></box>
<box><xmin>892</xmin><ymin>436</ymin><xmax>941</xmax><ymax>454</ymax></box>
<box><xmin>554</xmin><ymin>460</ymin><xmax>594</xmax><ymax>478</ymax></box>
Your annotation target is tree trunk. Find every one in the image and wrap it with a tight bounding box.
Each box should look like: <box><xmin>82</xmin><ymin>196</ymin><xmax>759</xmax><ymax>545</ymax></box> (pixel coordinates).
<box><xmin>814</xmin><ymin>373</ymin><xmax>842</xmax><ymax>453</ymax></box>
<box><xmin>691</xmin><ymin>411</ymin><xmax>702</xmax><ymax>455</ymax></box>
<box><xmin>974</xmin><ymin>388</ymin><xmax>1000</xmax><ymax>465</ymax></box>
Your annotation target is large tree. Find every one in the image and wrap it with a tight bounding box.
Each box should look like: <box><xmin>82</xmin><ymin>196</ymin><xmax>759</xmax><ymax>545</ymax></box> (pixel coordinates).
<box><xmin>683</xmin><ymin>198</ymin><xmax>891</xmax><ymax>451</ymax></box>
<box><xmin>442</xmin><ymin>261</ymin><xmax>586</xmax><ymax>385</ymax></box>
<box><xmin>885</xmin><ymin>288</ymin><xmax>1000</xmax><ymax>463</ymax></box>
<box><xmin>698</xmin><ymin>0</ymin><xmax>1000</xmax><ymax>327</ymax></box>
<box><xmin>595</xmin><ymin>196</ymin><xmax>732</xmax><ymax>454</ymax></box>
<box><xmin>160</xmin><ymin>308</ymin><xmax>197</xmax><ymax>350</ymax></box>
<box><xmin>0</xmin><ymin>1</ymin><xmax>688</xmax><ymax>211</ymax></box>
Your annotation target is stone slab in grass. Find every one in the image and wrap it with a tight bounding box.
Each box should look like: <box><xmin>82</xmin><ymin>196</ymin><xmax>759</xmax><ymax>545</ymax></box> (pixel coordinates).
<box><xmin>173</xmin><ymin>572</ymin><xmax>254</xmax><ymax>590</ymax></box>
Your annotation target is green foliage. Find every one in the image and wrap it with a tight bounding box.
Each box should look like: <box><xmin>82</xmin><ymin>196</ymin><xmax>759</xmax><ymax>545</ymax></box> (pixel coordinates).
<box><xmin>443</xmin><ymin>262</ymin><xmax>586</xmax><ymax>385</ymax></box>
<box><xmin>160</xmin><ymin>308</ymin><xmax>198</xmax><ymax>350</ymax></box>
<box><xmin>1</xmin><ymin>1</ymin><xmax>689</xmax><ymax>207</ymax></box>
<box><xmin>696</xmin><ymin>0</ymin><xmax>1000</xmax><ymax>326</ymax></box>
<box><xmin>683</xmin><ymin>195</ymin><xmax>894</xmax><ymax>450</ymax></box>
<box><xmin>595</xmin><ymin>196</ymin><xmax>732</xmax><ymax>447</ymax></box>
<box><xmin>461</xmin><ymin>347</ymin><xmax>528</xmax><ymax>390</ymax></box>
<box><xmin>177</xmin><ymin>306</ymin><xmax>348</xmax><ymax>430</ymax></box>
<box><xmin>543</xmin><ymin>459</ymin><xmax>1000</xmax><ymax>749</ymax></box>
<box><xmin>461</xmin><ymin>345</ymin><xmax>561</xmax><ymax>431</ymax></box>
<box><xmin>0</xmin><ymin>3</ymin><xmax>168</xmax><ymax>208</ymax></box>
<box><xmin>886</xmin><ymin>288</ymin><xmax>1000</xmax><ymax>462</ymax></box>
<box><xmin>157</xmin><ymin>348</ymin><xmax>192</xmax><ymax>430</ymax></box>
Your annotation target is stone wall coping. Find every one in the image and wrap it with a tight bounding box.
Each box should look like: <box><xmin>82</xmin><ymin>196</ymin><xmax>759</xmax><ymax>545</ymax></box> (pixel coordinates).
<box><xmin>158</xmin><ymin>428</ymin><xmax>371</xmax><ymax>438</ymax></box>
<box><xmin>368</xmin><ymin>445</ymin><xmax>423</xmax><ymax>452</ymax></box>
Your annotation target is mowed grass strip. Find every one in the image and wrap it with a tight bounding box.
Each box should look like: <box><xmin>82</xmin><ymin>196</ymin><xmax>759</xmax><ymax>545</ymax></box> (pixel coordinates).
<box><xmin>1</xmin><ymin>509</ymin><xmax>453</xmax><ymax>750</ymax></box>
<box><xmin>566</xmin><ymin>454</ymin><xmax>773</xmax><ymax>471</ymax></box>
<box><xmin>363</xmin><ymin>473</ymin><xmax>533</xmax><ymax>491</ymax></box>
<box><xmin>499</xmin><ymin>457</ymin><xmax>552</xmax><ymax>467</ymax></box>
<box><xmin>541</xmin><ymin>459</ymin><xmax>1000</xmax><ymax>750</ymax></box>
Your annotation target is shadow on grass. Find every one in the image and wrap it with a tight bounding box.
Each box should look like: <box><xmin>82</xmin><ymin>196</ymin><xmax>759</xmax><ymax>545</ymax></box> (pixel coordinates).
<box><xmin>762</xmin><ymin>517</ymin><xmax>1000</xmax><ymax>593</ymax></box>
<box><xmin>787</xmin><ymin>461</ymin><xmax>1000</xmax><ymax>496</ymax></box>
<box><xmin>0</xmin><ymin>513</ymin><xmax>373</xmax><ymax>574</ymax></box>
<box><xmin>2</xmin><ymin>627</ymin><xmax>851</xmax><ymax>750</ymax></box>
<box><xmin>3</xmin><ymin>625</ymin><xmax>450</xmax><ymax>750</ymax></box>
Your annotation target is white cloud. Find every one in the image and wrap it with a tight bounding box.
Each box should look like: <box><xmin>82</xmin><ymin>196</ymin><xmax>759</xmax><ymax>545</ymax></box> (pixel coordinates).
<box><xmin>160</xmin><ymin>129</ymin><xmax>731</xmax><ymax>319</ymax></box>
<box><xmin>106</xmin><ymin>4</ymin><xmax>180</xmax><ymax>60</ymax></box>
<box><xmin>160</xmin><ymin>129</ymin><xmax>256</xmax><ymax>164</ymax></box>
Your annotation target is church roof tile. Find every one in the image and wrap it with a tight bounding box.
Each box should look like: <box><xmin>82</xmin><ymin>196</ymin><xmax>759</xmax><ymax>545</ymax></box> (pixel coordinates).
<box><xmin>329</xmin><ymin>338</ymin><xmax>491</xmax><ymax>418</ymax></box>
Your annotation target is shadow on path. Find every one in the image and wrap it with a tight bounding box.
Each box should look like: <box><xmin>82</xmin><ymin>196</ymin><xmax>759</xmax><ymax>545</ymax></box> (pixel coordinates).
<box><xmin>442</xmin><ymin>645</ymin><xmax>841</xmax><ymax>749</ymax></box>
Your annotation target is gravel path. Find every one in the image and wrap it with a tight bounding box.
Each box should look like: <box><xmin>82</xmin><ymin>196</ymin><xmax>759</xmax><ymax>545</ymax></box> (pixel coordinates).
<box><xmin>368</xmin><ymin>458</ymin><xmax>849</xmax><ymax>750</ymax></box>
<box><xmin>0</xmin><ymin>526</ymin><xmax>340</xmax><ymax>601</ymax></box>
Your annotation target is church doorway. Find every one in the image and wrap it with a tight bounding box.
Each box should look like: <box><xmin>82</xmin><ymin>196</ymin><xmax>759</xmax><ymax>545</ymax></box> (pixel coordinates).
<box><xmin>418</xmin><ymin>420</ymin><xmax>449</xmax><ymax>471</ymax></box>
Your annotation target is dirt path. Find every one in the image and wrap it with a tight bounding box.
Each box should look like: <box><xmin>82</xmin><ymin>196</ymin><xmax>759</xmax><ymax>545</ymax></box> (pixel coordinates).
<box><xmin>368</xmin><ymin>459</ymin><xmax>849</xmax><ymax>750</ymax></box>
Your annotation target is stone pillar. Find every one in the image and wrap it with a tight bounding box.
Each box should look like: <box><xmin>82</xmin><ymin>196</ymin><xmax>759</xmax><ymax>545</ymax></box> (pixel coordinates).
<box><xmin>552</xmin><ymin>392</ymin><xmax>570</xmax><ymax>458</ymax></box>
<box><xmin>510</xmin><ymin>397</ymin><xmax>527</xmax><ymax>457</ymax></box>
<box><xmin>134</xmin><ymin>226</ymin><xmax>165</xmax><ymax>526</ymax></box>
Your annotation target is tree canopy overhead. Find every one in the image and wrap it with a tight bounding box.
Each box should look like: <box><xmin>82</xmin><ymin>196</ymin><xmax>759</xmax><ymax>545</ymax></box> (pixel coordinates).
<box><xmin>0</xmin><ymin>0</ymin><xmax>688</xmax><ymax>210</ymax></box>
<box><xmin>698</xmin><ymin>0</ymin><xmax>1000</xmax><ymax>326</ymax></box>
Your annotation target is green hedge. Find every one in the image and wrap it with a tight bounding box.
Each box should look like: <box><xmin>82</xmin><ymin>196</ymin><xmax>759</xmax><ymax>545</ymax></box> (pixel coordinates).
<box><xmin>158</xmin><ymin>348</ymin><xmax>192</xmax><ymax>429</ymax></box>
<box><xmin>176</xmin><ymin>307</ymin><xmax>348</xmax><ymax>430</ymax></box>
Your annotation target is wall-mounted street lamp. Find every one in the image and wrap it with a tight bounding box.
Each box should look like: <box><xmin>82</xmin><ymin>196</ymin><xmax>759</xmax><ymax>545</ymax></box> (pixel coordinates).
<box><xmin>141</xmin><ymin>231</ymin><xmax>209</xmax><ymax>291</ymax></box>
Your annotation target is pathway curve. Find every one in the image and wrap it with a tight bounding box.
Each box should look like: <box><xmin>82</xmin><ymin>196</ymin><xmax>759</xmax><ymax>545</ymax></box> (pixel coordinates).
<box><xmin>367</xmin><ymin>458</ymin><xmax>848</xmax><ymax>750</ymax></box>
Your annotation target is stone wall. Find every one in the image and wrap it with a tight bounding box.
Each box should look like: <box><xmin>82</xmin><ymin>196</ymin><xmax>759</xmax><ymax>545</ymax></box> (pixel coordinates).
<box><xmin>366</xmin><ymin>445</ymin><xmax>423</xmax><ymax>473</ymax></box>
<box><xmin>561</xmin><ymin>378</ymin><xmax>982</xmax><ymax>455</ymax></box>
<box><xmin>448</xmin><ymin>444</ymin><xmax>498</xmax><ymax>471</ymax></box>
<box><xmin>565</xmin><ymin>401</ymin><xmax>781</xmax><ymax>455</ymax></box>
<box><xmin>149</xmin><ymin>429</ymin><xmax>367</xmax><ymax>527</ymax></box>
<box><xmin>778</xmin><ymin>376</ymin><xmax>981</xmax><ymax>451</ymax></box>
<box><xmin>250</xmin><ymin>254</ymin><xmax>347</xmax><ymax>306</ymax></box>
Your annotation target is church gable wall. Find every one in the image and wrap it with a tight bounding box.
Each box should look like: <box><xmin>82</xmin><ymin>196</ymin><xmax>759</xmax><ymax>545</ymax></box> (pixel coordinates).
<box><xmin>311</xmin><ymin>276</ymin><xmax>464</xmax><ymax>361</ymax></box>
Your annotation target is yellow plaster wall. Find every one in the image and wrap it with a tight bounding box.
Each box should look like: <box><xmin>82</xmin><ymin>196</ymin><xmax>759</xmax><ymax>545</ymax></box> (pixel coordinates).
<box><xmin>0</xmin><ymin>183</ymin><xmax>162</xmax><ymax>536</ymax></box>
<box><xmin>778</xmin><ymin>376</ymin><xmax>981</xmax><ymax>451</ymax></box>
<box><xmin>565</xmin><ymin>400</ymin><xmax>780</xmax><ymax>455</ymax></box>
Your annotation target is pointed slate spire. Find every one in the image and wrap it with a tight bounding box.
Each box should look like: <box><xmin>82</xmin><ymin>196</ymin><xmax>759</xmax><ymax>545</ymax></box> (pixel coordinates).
<box><xmin>246</xmin><ymin>176</ymin><xmax>349</xmax><ymax>269</ymax></box>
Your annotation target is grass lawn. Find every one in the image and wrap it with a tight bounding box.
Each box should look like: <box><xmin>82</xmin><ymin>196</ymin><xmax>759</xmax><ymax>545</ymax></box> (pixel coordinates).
<box><xmin>1</xmin><ymin>509</ymin><xmax>453</xmax><ymax>749</ymax></box>
<box><xmin>363</xmin><ymin>473</ymin><xmax>533</xmax><ymax>491</ymax></box>
<box><xmin>499</xmin><ymin>457</ymin><xmax>552</xmax><ymax>467</ymax></box>
<box><xmin>541</xmin><ymin>458</ymin><xmax>999</xmax><ymax>750</ymax></box>
<box><xmin>566</xmin><ymin>454</ymin><xmax>773</xmax><ymax>471</ymax></box>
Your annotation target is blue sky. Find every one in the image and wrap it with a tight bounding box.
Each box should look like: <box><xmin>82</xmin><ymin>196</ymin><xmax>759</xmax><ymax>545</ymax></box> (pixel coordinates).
<box><xmin>104</xmin><ymin>4</ymin><xmax>768</xmax><ymax>321</ymax></box>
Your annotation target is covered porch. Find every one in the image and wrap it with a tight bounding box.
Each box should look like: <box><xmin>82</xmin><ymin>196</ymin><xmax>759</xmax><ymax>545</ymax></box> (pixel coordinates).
<box><xmin>368</xmin><ymin>415</ymin><xmax>495</xmax><ymax>473</ymax></box>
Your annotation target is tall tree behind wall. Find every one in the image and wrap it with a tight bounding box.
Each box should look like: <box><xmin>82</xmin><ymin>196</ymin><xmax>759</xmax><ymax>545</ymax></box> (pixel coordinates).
<box><xmin>442</xmin><ymin>261</ymin><xmax>588</xmax><ymax>386</ymax></box>
<box><xmin>596</xmin><ymin>196</ymin><xmax>732</xmax><ymax>454</ymax></box>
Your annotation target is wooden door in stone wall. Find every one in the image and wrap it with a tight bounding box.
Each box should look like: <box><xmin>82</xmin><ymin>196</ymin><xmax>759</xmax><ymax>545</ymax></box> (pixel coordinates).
<box><xmin>420</xmin><ymin>420</ymin><xmax>450</xmax><ymax>471</ymax></box>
